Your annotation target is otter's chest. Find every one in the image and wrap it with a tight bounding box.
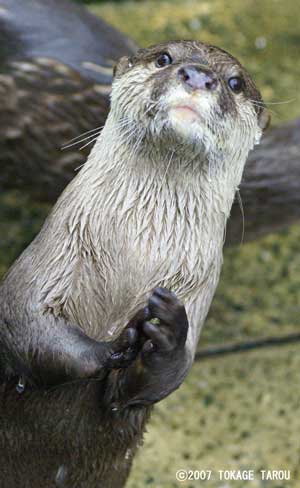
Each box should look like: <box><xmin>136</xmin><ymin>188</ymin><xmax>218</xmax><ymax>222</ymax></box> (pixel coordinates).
<box><xmin>69</xmin><ymin>206</ymin><xmax>222</xmax><ymax>340</ymax></box>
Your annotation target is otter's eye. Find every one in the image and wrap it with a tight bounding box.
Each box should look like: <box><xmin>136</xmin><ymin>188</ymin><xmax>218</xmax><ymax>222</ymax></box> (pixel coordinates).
<box><xmin>228</xmin><ymin>76</ymin><xmax>244</xmax><ymax>93</ymax></box>
<box><xmin>155</xmin><ymin>53</ymin><xmax>172</xmax><ymax>68</ymax></box>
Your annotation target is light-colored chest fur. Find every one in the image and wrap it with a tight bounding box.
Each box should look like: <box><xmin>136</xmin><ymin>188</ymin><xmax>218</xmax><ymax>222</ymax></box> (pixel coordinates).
<box><xmin>36</xmin><ymin>125</ymin><xmax>243</xmax><ymax>355</ymax></box>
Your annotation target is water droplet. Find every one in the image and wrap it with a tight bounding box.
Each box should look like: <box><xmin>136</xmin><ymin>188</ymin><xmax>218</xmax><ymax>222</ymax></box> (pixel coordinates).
<box><xmin>16</xmin><ymin>376</ymin><xmax>26</xmax><ymax>394</ymax></box>
<box><xmin>125</xmin><ymin>448</ymin><xmax>132</xmax><ymax>460</ymax></box>
<box><xmin>55</xmin><ymin>465</ymin><xmax>68</xmax><ymax>486</ymax></box>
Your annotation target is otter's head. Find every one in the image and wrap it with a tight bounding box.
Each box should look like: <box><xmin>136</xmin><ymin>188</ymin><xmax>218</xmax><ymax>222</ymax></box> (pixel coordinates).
<box><xmin>111</xmin><ymin>40</ymin><xmax>269</xmax><ymax>161</ymax></box>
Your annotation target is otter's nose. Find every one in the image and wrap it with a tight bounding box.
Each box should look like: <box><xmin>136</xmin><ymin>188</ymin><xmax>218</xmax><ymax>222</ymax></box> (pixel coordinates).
<box><xmin>177</xmin><ymin>65</ymin><xmax>218</xmax><ymax>92</ymax></box>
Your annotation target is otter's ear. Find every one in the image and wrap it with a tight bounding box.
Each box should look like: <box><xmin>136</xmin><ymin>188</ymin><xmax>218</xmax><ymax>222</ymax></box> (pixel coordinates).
<box><xmin>113</xmin><ymin>56</ymin><xmax>133</xmax><ymax>79</ymax></box>
<box><xmin>258</xmin><ymin>108</ymin><xmax>271</xmax><ymax>132</ymax></box>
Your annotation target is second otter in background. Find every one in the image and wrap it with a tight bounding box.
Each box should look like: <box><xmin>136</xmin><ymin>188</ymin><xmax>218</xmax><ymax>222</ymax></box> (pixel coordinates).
<box><xmin>0</xmin><ymin>40</ymin><xmax>268</xmax><ymax>488</ymax></box>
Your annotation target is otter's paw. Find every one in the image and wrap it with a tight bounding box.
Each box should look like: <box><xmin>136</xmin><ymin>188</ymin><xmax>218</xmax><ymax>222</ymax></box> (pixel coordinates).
<box><xmin>141</xmin><ymin>287</ymin><xmax>188</xmax><ymax>363</ymax></box>
<box><xmin>105</xmin><ymin>307</ymin><xmax>150</xmax><ymax>369</ymax></box>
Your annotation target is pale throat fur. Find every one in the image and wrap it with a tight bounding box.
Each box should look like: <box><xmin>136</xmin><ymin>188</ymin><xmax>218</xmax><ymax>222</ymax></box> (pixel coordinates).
<box><xmin>32</xmin><ymin>43</ymin><xmax>264</xmax><ymax>359</ymax></box>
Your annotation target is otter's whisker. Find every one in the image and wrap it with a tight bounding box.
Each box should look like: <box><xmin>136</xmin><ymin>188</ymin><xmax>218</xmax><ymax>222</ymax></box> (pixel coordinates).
<box><xmin>63</xmin><ymin>131</ymin><xmax>102</xmax><ymax>150</ymax></box>
<box><xmin>62</xmin><ymin>126</ymin><xmax>103</xmax><ymax>149</ymax></box>
<box><xmin>48</xmin><ymin>375</ymin><xmax>103</xmax><ymax>392</ymax></box>
<box><xmin>158</xmin><ymin>149</ymin><xmax>175</xmax><ymax>193</ymax></box>
<box><xmin>236</xmin><ymin>189</ymin><xmax>245</xmax><ymax>245</ymax></box>
<box><xmin>250</xmin><ymin>101</ymin><xmax>277</xmax><ymax>117</ymax></box>
<box><xmin>79</xmin><ymin>135</ymin><xmax>100</xmax><ymax>151</ymax></box>
<box><xmin>74</xmin><ymin>163</ymin><xmax>86</xmax><ymax>172</ymax></box>
<box><xmin>129</xmin><ymin>129</ymin><xmax>145</xmax><ymax>161</ymax></box>
<box><xmin>249</xmin><ymin>98</ymin><xmax>296</xmax><ymax>106</ymax></box>
<box><xmin>119</xmin><ymin>122</ymin><xmax>143</xmax><ymax>150</ymax></box>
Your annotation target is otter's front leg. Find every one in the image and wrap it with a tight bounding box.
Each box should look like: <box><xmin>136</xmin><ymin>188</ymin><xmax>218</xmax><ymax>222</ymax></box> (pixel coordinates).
<box><xmin>105</xmin><ymin>288</ymin><xmax>191</xmax><ymax>409</ymax></box>
<box><xmin>0</xmin><ymin>307</ymin><xmax>142</xmax><ymax>386</ymax></box>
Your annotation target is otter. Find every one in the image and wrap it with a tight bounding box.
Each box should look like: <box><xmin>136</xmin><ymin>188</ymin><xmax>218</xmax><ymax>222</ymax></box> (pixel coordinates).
<box><xmin>0</xmin><ymin>40</ymin><xmax>268</xmax><ymax>487</ymax></box>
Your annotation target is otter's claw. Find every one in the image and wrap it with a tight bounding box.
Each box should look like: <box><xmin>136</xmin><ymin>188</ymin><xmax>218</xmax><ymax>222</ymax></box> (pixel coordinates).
<box><xmin>106</xmin><ymin>328</ymin><xmax>139</xmax><ymax>369</ymax></box>
<box><xmin>142</xmin><ymin>287</ymin><xmax>188</xmax><ymax>360</ymax></box>
<box><xmin>105</xmin><ymin>305</ymin><xmax>152</xmax><ymax>369</ymax></box>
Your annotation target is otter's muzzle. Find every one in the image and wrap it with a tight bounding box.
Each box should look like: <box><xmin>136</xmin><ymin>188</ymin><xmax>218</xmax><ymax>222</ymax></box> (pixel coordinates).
<box><xmin>177</xmin><ymin>65</ymin><xmax>218</xmax><ymax>92</ymax></box>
